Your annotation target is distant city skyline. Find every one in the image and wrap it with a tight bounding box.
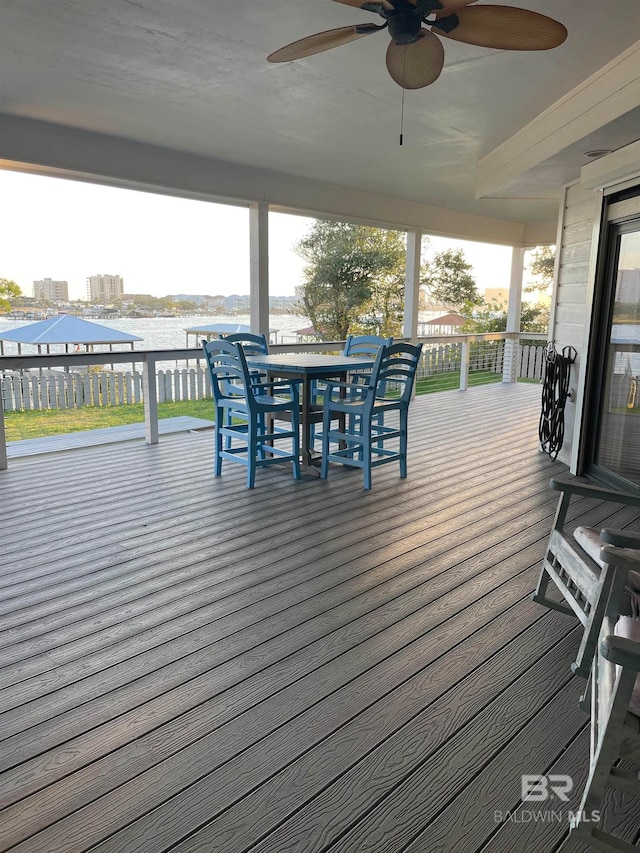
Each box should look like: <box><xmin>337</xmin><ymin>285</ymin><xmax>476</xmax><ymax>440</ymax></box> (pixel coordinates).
<box><xmin>0</xmin><ymin>169</ymin><xmax>515</xmax><ymax>303</ymax></box>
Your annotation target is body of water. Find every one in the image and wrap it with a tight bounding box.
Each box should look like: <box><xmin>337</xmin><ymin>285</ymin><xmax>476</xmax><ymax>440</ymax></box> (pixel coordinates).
<box><xmin>0</xmin><ymin>314</ymin><xmax>310</xmax><ymax>370</ymax></box>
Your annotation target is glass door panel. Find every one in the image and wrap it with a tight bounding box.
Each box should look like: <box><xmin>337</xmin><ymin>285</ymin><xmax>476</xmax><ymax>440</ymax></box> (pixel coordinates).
<box><xmin>594</xmin><ymin>226</ymin><xmax>640</xmax><ymax>487</ymax></box>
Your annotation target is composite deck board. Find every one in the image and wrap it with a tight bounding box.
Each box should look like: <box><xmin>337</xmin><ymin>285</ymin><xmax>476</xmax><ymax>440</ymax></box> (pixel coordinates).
<box><xmin>1</xmin><ymin>490</ymin><xmax>636</xmax><ymax>733</ymax></box>
<box><xmin>0</xmin><ymin>384</ymin><xmax>639</xmax><ymax>852</ymax></box>
<box><xmin>0</xmin><ymin>440</ymin><xmax>550</xmax><ymax>630</ymax></box>
<box><xmin>0</xmin><ymin>410</ymin><xmax>539</xmax><ymax>583</ymax></box>
<box><xmin>0</xmin><ymin>458</ymin><xmax>557</xmax><ymax>669</ymax></box>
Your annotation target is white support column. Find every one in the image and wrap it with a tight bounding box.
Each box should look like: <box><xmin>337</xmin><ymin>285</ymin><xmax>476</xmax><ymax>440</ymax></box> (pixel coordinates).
<box><xmin>142</xmin><ymin>356</ymin><xmax>159</xmax><ymax>445</ymax></box>
<box><xmin>502</xmin><ymin>246</ymin><xmax>525</xmax><ymax>383</ymax></box>
<box><xmin>403</xmin><ymin>229</ymin><xmax>421</xmax><ymax>341</ymax></box>
<box><xmin>249</xmin><ymin>202</ymin><xmax>270</xmax><ymax>337</ymax></box>
<box><xmin>0</xmin><ymin>384</ymin><xmax>7</xmax><ymax>470</ymax></box>
<box><xmin>460</xmin><ymin>340</ymin><xmax>470</xmax><ymax>391</ymax></box>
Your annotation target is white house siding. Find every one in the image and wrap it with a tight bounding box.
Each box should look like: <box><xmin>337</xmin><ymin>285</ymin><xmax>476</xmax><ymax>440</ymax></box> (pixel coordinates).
<box><xmin>550</xmin><ymin>181</ymin><xmax>601</xmax><ymax>467</ymax></box>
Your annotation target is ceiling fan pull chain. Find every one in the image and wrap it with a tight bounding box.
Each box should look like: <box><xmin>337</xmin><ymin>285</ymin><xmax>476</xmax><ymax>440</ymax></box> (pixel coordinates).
<box><xmin>400</xmin><ymin>85</ymin><xmax>405</xmax><ymax>146</ymax></box>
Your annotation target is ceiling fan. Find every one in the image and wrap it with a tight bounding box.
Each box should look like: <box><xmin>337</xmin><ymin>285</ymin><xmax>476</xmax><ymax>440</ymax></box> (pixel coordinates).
<box><xmin>267</xmin><ymin>0</ymin><xmax>567</xmax><ymax>90</ymax></box>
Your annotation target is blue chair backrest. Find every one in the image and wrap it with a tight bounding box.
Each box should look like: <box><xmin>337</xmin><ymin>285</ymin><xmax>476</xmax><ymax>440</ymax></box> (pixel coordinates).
<box><xmin>222</xmin><ymin>332</ymin><xmax>269</xmax><ymax>356</ymax></box>
<box><xmin>372</xmin><ymin>342</ymin><xmax>423</xmax><ymax>403</ymax></box>
<box><xmin>344</xmin><ymin>334</ymin><xmax>392</xmax><ymax>358</ymax></box>
<box><xmin>202</xmin><ymin>338</ymin><xmax>251</xmax><ymax>403</ymax></box>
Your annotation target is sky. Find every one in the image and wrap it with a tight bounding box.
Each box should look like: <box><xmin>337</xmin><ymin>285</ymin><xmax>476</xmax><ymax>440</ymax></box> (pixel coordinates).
<box><xmin>0</xmin><ymin>168</ymin><xmax>515</xmax><ymax>302</ymax></box>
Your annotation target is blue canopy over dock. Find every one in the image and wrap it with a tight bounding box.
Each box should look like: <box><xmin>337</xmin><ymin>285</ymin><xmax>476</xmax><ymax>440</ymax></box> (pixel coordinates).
<box><xmin>0</xmin><ymin>314</ymin><xmax>142</xmax><ymax>355</ymax></box>
<box><xmin>185</xmin><ymin>323</ymin><xmax>278</xmax><ymax>347</ymax></box>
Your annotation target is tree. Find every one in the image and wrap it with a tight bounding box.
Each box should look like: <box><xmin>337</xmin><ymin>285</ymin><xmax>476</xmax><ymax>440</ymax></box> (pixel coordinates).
<box><xmin>465</xmin><ymin>299</ymin><xmax>549</xmax><ymax>334</ymax></box>
<box><xmin>523</xmin><ymin>245</ymin><xmax>555</xmax><ymax>332</ymax></box>
<box><xmin>295</xmin><ymin>221</ymin><xmax>406</xmax><ymax>340</ymax></box>
<box><xmin>0</xmin><ymin>277</ymin><xmax>21</xmax><ymax>313</ymax></box>
<box><xmin>420</xmin><ymin>248</ymin><xmax>480</xmax><ymax>310</ymax></box>
<box><xmin>353</xmin><ymin>270</ymin><xmax>406</xmax><ymax>339</ymax></box>
<box><xmin>526</xmin><ymin>245</ymin><xmax>555</xmax><ymax>293</ymax></box>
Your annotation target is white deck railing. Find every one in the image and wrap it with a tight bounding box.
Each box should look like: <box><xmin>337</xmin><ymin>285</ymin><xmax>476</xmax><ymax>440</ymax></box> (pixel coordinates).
<box><xmin>0</xmin><ymin>332</ymin><xmax>546</xmax><ymax>469</ymax></box>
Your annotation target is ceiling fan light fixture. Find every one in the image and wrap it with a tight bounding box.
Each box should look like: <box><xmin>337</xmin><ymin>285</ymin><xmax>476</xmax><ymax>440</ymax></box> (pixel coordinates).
<box><xmin>584</xmin><ymin>149</ymin><xmax>613</xmax><ymax>159</ymax></box>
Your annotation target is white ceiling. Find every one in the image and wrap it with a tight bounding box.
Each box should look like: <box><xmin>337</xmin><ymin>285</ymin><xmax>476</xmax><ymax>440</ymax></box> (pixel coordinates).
<box><xmin>1</xmin><ymin>0</ymin><xmax>640</xmax><ymax>230</ymax></box>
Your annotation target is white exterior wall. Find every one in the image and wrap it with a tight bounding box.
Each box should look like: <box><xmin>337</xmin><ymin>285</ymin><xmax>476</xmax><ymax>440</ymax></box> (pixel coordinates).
<box><xmin>548</xmin><ymin>182</ymin><xmax>601</xmax><ymax>467</ymax></box>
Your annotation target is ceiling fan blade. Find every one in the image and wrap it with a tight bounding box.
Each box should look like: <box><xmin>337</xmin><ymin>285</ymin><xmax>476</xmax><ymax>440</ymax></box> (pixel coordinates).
<box><xmin>332</xmin><ymin>0</ymin><xmax>394</xmax><ymax>10</ymax></box>
<box><xmin>267</xmin><ymin>24</ymin><xmax>380</xmax><ymax>63</ymax></box>
<box><xmin>432</xmin><ymin>6</ymin><xmax>567</xmax><ymax>50</ymax></box>
<box><xmin>407</xmin><ymin>0</ymin><xmax>480</xmax><ymax>9</ymax></box>
<box><xmin>386</xmin><ymin>30</ymin><xmax>445</xmax><ymax>89</ymax></box>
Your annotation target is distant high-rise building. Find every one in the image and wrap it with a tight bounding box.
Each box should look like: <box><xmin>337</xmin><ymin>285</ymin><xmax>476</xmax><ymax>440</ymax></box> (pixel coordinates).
<box><xmin>87</xmin><ymin>274</ymin><xmax>124</xmax><ymax>303</ymax></box>
<box><xmin>33</xmin><ymin>278</ymin><xmax>69</xmax><ymax>302</ymax></box>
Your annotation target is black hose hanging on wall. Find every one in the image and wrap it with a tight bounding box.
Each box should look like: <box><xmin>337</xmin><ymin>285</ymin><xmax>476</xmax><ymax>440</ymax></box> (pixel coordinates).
<box><xmin>539</xmin><ymin>341</ymin><xmax>577</xmax><ymax>461</ymax></box>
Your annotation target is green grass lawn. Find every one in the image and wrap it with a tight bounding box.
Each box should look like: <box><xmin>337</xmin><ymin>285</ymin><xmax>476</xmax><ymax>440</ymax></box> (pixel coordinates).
<box><xmin>415</xmin><ymin>369</ymin><xmax>502</xmax><ymax>394</ymax></box>
<box><xmin>4</xmin><ymin>369</ymin><xmax>511</xmax><ymax>441</ymax></box>
<box><xmin>4</xmin><ymin>399</ymin><xmax>215</xmax><ymax>441</ymax></box>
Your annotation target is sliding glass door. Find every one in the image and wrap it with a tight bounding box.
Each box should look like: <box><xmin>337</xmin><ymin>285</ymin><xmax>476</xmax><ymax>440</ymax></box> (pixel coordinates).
<box><xmin>590</xmin><ymin>218</ymin><xmax>640</xmax><ymax>489</ymax></box>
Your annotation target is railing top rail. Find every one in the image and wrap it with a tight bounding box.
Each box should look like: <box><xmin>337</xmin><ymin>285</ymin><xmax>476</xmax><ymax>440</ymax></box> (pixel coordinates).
<box><xmin>0</xmin><ymin>331</ymin><xmax>531</xmax><ymax>372</ymax></box>
<box><xmin>515</xmin><ymin>332</ymin><xmax>548</xmax><ymax>341</ymax></box>
<box><xmin>0</xmin><ymin>349</ymin><xmax>203</xmax><ymax>370</ymax></box>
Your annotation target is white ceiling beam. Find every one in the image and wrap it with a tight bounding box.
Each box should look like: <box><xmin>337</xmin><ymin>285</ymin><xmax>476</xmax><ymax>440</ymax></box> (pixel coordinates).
<box><xmin>476</xmin><ymin>40</ymin><xmax>640</xmax><ymax>199</ymax></box>
<box><xmin>0</xmin><ymin>114</ymin><xmax>526</xmax><ymax>247</ymax></box>
<box><xmin>580</xmin><ymin>138</ymin><xmax>640</xmax><ymax>189</ymax></box>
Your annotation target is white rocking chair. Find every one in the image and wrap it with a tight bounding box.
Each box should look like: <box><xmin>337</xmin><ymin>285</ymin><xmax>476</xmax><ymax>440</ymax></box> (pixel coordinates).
<box><xmin>570</xmin><ymin>545</ymin><xmax>640</xmax><ymax>852</ymax></box>
<box><xmin>533</xmin><ymin>475</ymin><xmax>640</xmax><ymax>677</ymax></box>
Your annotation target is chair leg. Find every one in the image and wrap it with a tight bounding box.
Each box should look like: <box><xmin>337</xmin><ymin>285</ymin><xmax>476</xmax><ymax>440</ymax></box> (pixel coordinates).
<box><xmin>399</xmin><ymin>407</ymin><xmax>408</xmax><ymax>478</ymax></box>
<box><xmin>363</xmin><ymin>432</ymin><xmax>372</xmax><ymax>490</ymax></box>
<box><xmin>214</xmin><ymin>413</ymin><xmax>223</xmax><ymax>476</ymax></box>
<box><xmin>320</xmin><ymin>411</ymin><xmax>330</xmax><ymax>479</ymax></box>
<box><xmin>247</xmin><ymin>419</ymin><xmax>258</xmax><ymax>489</ymax></box>
<box><xmin>257</xmin><ymin>413</ymin><xmax>266</xmax><ymax>460</ymax></box>
<box><xmin>291</xmin><ymin>414</ymin><xmax>301</xmax><ymax>480</ymax></box>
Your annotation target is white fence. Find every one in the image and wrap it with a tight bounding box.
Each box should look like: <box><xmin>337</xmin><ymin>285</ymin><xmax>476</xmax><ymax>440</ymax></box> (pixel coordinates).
<box><xmin>420</xmin><ymin>340</ymin><xmax>544</xmax><ymax>382</ymax></box>
<box><xmin>0</xmin><ymin>341</ymin><xmax>544</xmax><ymax>412</ymax></box>
<box><xmin>0</xmin><ymin>367</ymin><xmax>212</xmax><ymax>411</ymax></box>
<box><xmin>518</xmin><ymin>341</ymin><xmax>546</xmax><ymax>381</ymax></box>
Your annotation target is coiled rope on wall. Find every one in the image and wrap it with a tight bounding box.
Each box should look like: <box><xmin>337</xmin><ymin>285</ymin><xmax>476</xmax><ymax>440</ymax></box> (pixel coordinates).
<box><xmin>539</xmin><ymin>341</ymin><xmax>577</xmax><ymax>461</ymax></box>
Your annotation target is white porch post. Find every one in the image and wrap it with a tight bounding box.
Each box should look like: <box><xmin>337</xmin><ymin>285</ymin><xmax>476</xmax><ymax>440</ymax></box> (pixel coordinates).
<box><xmin>0</xmin><ymin>385</ymin><xmax>7</xmax><ymax>470</ymax></box>
<box><xmin>142</xmin><ymin>355</ymin><xmax>159</xmax><ymax>445</ymax></box>
<box><xmin>502</xmin><ymin>246</ymin><xmax>525</xmax><ymax>383</ymax></box>
<box><xmin>249</xmin><ymin>202</ymin><xmax>270</xmax><ymax>337</ymax></box>
<box><xmin>403</xmin><ymin>229</ymin><xmax>421</xmax><ymax>340</ymax></box>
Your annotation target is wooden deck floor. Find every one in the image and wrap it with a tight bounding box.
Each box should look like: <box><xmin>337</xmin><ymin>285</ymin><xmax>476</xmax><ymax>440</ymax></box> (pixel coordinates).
<box><xmin>1</xmin><ymin>382</ymin><xmax>639</xmax><ymax>853</ymax></box>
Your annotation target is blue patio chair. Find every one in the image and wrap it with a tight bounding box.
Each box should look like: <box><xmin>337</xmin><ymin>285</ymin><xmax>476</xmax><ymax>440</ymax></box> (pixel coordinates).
<box><xmin>311</xmin><ymin>334</ymin><xmax>392</xmax><ymax>446</ymax></box>
<box><xmin>222</xmin><ymin>332</ymin><xmax>269</xmax><ymax>356</ymax></box>
<box><xmin>320</xmin><ymin>341</ymin><xmax>423</xmax><ymax>489</ymax></box>
<box><xmin>202</xmin><ymin>338</ymin><xmax>300</xmax><ymax>488</ymax></box>
<box><xmin>219</xmin><ymin>332</ymin><xmax>270</xmax><ymax>432</ymax></box>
